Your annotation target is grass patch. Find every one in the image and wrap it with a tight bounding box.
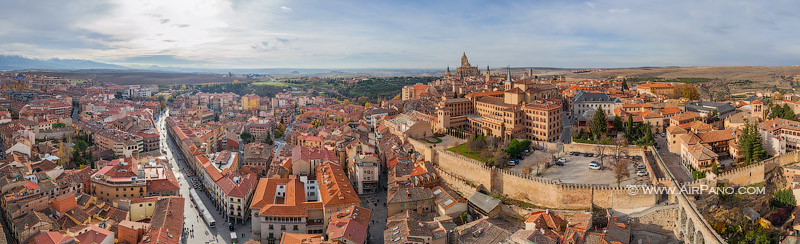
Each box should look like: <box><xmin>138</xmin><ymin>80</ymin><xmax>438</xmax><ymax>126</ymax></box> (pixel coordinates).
<box><xmin>252</xmin><ymin>81</ymin><xmax>289</xmax><ymax>86</ymax></box>
<box><xmin>448</xmin><ymin>143</ymin><xmax>489</xmax><ymax>162</ymax></box>
<box><xmin>425</xmin><ymin>137</ymin><xmax>443</xmax><ymax>144</ymax></box>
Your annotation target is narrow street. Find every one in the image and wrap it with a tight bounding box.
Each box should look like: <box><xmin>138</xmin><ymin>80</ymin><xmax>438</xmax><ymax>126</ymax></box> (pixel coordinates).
<box><xmin>364</xmin><ymin>132</ymin><xmax>388</xmax><ymax>244</ymax></box>
<box><xmin>157</xmin><ymin>109</ymin><xmax>251</xmax><ymax>244</ymax></box>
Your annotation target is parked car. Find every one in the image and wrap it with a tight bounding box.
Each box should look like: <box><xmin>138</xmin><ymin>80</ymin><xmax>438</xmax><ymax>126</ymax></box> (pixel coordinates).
<box><xmin>637</xmin><ymin>170</ymin><xmax>648</xmax><ymax>176</ymax></box>
<box><xmin>661</xmin><ymin>133</ymin><xmax>666</xmax><ymax>137</ymax></box>
<box><xmin>583</xmin><ymin>153</ymin><xmax>590</xmax><ymax>157</ymax></box>
<box><xmin>636</xmin><ymin>164</ymin><xmax>646</xmax><ymax>170</ymax></box>
<box><xmin>229</xmin><ymin>222</ymin><xmax>235</xmax><ymax>231</ymax></box>
<box><xmin>524</xmin><ymin>149</ymin><xmax>530</xmax><ymax>154</ymax></box>
<box><xmin>513</xmin><ymin>159</ymin><xmax>520</xmax><ymax>164</ymax></box>
<box><xmin>507</xmin><ymin>161</ymin><xmax>517</xmax><ymax>166</ymax></box>
<box><xmin>545</xmin><ymin>162</ymin><xmax>552</xmax><ymax>168</ymax></box>
<box><xmin>558</xmin><ymin>158</ymin><xmax>566</xmax><ymax>164</ymax></box>
<box><xmin>589</xmin><ymin>161</ymin><xmax>601</xmax><ymax>170</ymax></box>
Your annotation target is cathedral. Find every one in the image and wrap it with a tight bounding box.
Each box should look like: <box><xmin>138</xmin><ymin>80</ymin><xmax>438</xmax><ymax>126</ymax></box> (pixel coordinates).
<box><xmin>454</xmin><ymin>52</ymin><xmax>480</xmax><ymax>77</ymax></box>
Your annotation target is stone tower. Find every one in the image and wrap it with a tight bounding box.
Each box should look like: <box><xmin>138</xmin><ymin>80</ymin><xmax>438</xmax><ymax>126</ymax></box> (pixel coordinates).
<box><xmin>504</xmin><ymin>66</ymin><xmax>513</xmax><ymax>90</ymax></box>
<box><xmin>437</xmin><ymin>106</ymin><xmax>451</xmax><ymax>133</ymax></box>
<box><xmin>461</xmin><ymin>52</ymin><xmax>470</xmax><ymax>67</ymax></box>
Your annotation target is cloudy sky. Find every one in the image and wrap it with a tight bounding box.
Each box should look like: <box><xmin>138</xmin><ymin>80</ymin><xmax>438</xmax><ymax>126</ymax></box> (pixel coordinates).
<box><xmin>1</xmin><ymin>0</ymin><xmax>799</xmax><ymax>69</ymax></box>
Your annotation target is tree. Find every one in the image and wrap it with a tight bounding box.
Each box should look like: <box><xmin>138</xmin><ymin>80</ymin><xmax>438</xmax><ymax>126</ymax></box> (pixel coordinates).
<box><xmin>679</xmin><ymin>84</ymin><xmax>700</xmax><ymax>100</ymax></box>
<box><xmin>594</xmin><ymin>145</ymin><xmax>608</xmax><ymax>167</ymax></box>
<box><xmin>626</xmin><ymin>114</ymin><xmax>634</xmax><ymax>141</ymax></box>
<box><xmin>467</xmin><ymin>135</ymin><xmax>486</xmax><ymax>151</ymax></box>
<box><xmin>782</xmin><ymin>103</ymin><xmax>796</xmax><ymax>120</ymax></box>
<box><xmin>240</xmin><ymin>132</ymin><xmax>254</xmax><ymax>143</ymax></box>
<box><xmin>772</xmin><ymin>189</ymin><xmax>796</xmax><ymax>207</ymax></box>
<box><xmin>738</xmin><ymin>120</ymin><xmax>767</xmax><ymax>165</ymax></box>
<box><xmin>503</xmin><ymin>139</ymin><xmax>531</xmax><ymax>159</ymax></box>
<box><xmin>621</xmin><ymin>80</ymin><xmax>628</xmax><ymax>91</ymax></box>
<box><xmin>591</xmin><ymin>108</ymin><xmax>607</xmax><ymax>140</ymax></box>
<box><xmin>709</xmin><ymin>109</ymin><xmax>719</xmax><ymax>123</ymax></box>
<box><xmin>612</xmin><ymin>115</ymin><xmax>624</xmax><ymax>133</ymax></box>
<box><xmin>613</xmin><ymin>158</ymin><xmax>630</xmax><ymax>186</ymax></box>
<box><xmin>493</xmin><ymin>149</ymin><xmax>509</xmax><ymax>167</ymax></box>
<box><xmin>523</xmin><ymin>165</ymin><xmax>534</xmax><ymax>176</ymax></box>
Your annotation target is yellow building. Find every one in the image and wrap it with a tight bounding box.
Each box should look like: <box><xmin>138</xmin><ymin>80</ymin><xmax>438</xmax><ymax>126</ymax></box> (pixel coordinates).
<box><xmin>242</xmin><ymin>94</ymin><xmax>261</xmax><ymax>111</ymax></box>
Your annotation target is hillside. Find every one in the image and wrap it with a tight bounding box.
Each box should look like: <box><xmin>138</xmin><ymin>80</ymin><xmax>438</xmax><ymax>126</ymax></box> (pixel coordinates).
<box><xmin>564</xmin><ymin>66</ymin><xmax>800</xmax><ymax>93</ymax></box>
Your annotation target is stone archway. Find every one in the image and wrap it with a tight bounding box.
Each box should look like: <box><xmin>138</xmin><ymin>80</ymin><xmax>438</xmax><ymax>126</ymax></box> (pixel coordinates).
<box><xmin>695</xmin><ymin>230</ymin><xmax>705</xmax><ymax>244</ymax></box>
<box><xmin>686</xmin><ymin>218</ymin><xmax>695</xmax><ymax>243</ymax></box>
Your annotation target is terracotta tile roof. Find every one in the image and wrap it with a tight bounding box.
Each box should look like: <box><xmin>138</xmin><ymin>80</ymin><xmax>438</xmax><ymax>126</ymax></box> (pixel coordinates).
<box><xmin>697</xmin><ymin>129</ymin><xmax>735</xmax><ymax>143</ymax></box>
<box><xmin>671</xmin><ymin>111</ymin><xmax>700</xmax><ymax>122</ymax></box>
<box><xmin>329</xmin><ymin>206</ymin><xmax>372</xmax><ymax>227</ymax></box>
<box><xmin>388</xmin><ymin>187</ymin><xmax>433</xmax><ymax>204</ymax></box>
<box><xmin>660</xmin><ymin>107</ymin><xmax>682</xmax><ymax>115</ymax></box>
<box><xmin>75</xmin><ymin>225</ymin><xmax>112</xmax><ymax>244</ymax></box>
<box><xmin>667</xmin><ymin>125</ymin><xmax>687</xmax><ymax>135</ymax></box>
<box><xmin>505</xmin><ymin>87</ymin><xmax>525</xmax><ymax>94</ymax></box>
<box><xmin>250</xmin><ymin>176</ymin><xmax>323</xmax><ymax>217</ymax></box>
<box><xmin>316</xmin><ymin>163</ymin><xmax>361</xmax><ymax>207</ymax></box>
<box><xmin>525</xmin><ymin>210</ymin><xmax>563</xmax><ymax>230</ymax></box>
<box><xmin>217</xmin><ymin>173</ymin><xmax>256</xmax><ymax>198</ymax></box>
<box><xmin>432</xmin><ymin>185</ymin><xmax>466</xmax><ymax>211</ymax></box>
<box><xmin>326</xmin><ymin>218</ymin><xmax>367</xmax><ymax>244</ymax></box>
<box><xmin>143</xmin><ymin>197</ymin><xmax>184</xmax><ymax>244</ymax></box>
<box><xmin>280</xmin><ymin>233</ymin><xmax>333</xmax><ymax>244</ymax></box>
<box><xmin>464</xmin><ymin>91</ymin><xmax>504</xmax><ymax>98</ymax></box>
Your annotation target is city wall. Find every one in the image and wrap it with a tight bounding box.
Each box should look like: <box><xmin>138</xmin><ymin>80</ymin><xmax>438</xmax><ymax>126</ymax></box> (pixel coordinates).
<box><xmin>409</xmin><ymin>138</ymin><xmax>659</xmax><ymax>210</ymax></box>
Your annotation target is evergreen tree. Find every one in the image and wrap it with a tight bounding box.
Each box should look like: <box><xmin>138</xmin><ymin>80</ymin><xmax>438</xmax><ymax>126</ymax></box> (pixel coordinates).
<box><xmin>782</xmin><ymin>103</ymin><xmax>796</xmax><ymax>120</ymax></box>
<box><xmin>621</xmin><ymin>81</ymin><xmax>628</xmax><ymax>91</ymax></box>
<box><xmin>752</xmin><ymin>124</ymin><xmax>767</xmax><ymax>162</ymax></box>
<box><xmin>626</xmin><ymin>114</ymin><xmax>634</xmax><ymax>141</ymax></box>
<box><xmin>591</xmin><ymin>109</ymin><xmax>607</xmax><ymax>140</ymax></box>
<box><xmin>738</xmin><ymin>120</ymin><xmax>767</xmax><ymax>165</ymax></box>
<box><xmin>612</xmin><ymin>115</ymin><xmax>624</xmax><ymax>133</ymax></box>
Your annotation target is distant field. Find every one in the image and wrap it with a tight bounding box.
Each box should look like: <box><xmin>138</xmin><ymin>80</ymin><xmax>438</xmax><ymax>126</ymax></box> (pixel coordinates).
<box><xmin>252</xmin><ymin>81</ymin><xmax>289</xmax><ymax>86</ymax></box>
<box><xmin>25</xmin><ymin>71</ymin><xmax>239</xmax><ymax>85</ymax></box>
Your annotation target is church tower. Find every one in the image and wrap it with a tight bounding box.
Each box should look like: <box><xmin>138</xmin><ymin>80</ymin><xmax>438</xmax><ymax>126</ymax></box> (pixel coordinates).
<box><xmin>461</xmin><ymin>52</ymin><xmax>470</xmax><ymax>67</ymax></box>
<box><xmin>444</xmin><ymin>66</ymin><xmax>452</xmax><ymax>78</ymax></box>
<box><xmin>485</xmin><ymin>65</ymin><xmax>491</xmax><ymax>83</ymax></box>
<box><xmin>436</xmin><ymin>106</ymin><xmax>451</xmax><ymax>133</ymax></box>
<box><xmin>504</xmin><ymin>66</ymin><xmax>513</xmax><ymax>90</ymax></box>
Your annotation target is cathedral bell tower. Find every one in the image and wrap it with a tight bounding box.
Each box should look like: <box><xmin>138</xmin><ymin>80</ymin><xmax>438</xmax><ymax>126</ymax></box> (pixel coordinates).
<box><xmin>504</xmin><ymin>66</ymin><xmax>513</xmax><ymax>90</ymax></box>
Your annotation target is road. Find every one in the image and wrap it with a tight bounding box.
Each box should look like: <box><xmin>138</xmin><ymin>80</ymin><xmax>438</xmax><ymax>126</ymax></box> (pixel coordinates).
<box><xmin>363</xmin><ymin>132</ymin><xmax>388</xmax><ymax>244</ymax></box>
<box><xmin>156</xmin><ymin>109</ymin><xmax>252</xmax><ymax>244</ymax></box>
<box><xmin>654</xmin><ymin>136</ymin><xmax>693</xmax><ymax>182</ymax></box>
<box><xmin>272</xmin><ymin>109</ymin><xmax>295</xmax><ymax>155</ymax></box>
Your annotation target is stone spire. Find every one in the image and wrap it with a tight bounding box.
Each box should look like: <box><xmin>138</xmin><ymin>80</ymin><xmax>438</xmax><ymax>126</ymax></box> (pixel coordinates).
<box><xmin>506</xmin><ymin>66</ymin><xmax>512</xmax><ymax>83</ymax></box>
<box><xmin>461</xmin><ymin>52</ymin><xmax>470</xmax><ymax>67</ymax></box>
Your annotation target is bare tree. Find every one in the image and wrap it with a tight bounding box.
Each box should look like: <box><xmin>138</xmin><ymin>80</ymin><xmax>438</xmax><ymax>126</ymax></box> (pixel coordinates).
<box><xmin>486</xmin><ymin>136</ymin><xmax>498</xmax><ymax>150</ymax></box>
<box><xmin>533</xmin><ymin>153</ymin><xmax>548</xmax><ymax>175</ymax></box>
<box><xmin>613</xmin><ymin>134</ymin><xmax>628</xmax><ymax>167</ymax></box>
<box><xmin>614</xmin><ymin>158</ymin><xmax>631</xmax><ymax>186</ymax></box>
<box><xmin>494</xmin><ymin>149</ymin><xmax>509</xmax><ymax>167</ymax></box>
<box><xmin>523</xmin><ymin>165</ymin><xmax>534</xmax><ymax>176</ymax></box>
<box><xmin>594</xmin><ymin>145</ymin><xmax>608</xmax><ymax>167</ymax></box>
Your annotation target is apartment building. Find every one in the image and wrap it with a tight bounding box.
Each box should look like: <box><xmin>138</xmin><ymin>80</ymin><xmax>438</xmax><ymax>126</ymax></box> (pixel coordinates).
<box><xmin>90</xmin><ymin>158</ymin><xmax>146</xmax><ymax>202</ymax></box>
<box><xmin>250</xmin><ymin>175</ymin><xmax>325</xmax><ymax>244</ymax></box>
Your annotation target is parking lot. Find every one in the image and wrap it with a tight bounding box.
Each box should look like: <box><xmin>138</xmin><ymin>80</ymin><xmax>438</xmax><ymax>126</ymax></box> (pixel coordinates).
<box><xmin>509</xmin><ymin>151</ymin><xmax>651</xmax><ymax>186</ymax></box>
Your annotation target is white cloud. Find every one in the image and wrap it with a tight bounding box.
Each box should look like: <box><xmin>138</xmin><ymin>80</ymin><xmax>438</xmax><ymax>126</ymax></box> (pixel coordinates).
<box><xmin>0</xmin><ymin>0</ymin><xmax>799</xmax><ymax>68</ymax></box>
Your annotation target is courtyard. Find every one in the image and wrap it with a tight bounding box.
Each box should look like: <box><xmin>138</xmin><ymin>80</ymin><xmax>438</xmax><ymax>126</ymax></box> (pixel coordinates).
<box><xmin>507</xmin><ymin>151</ymin><xmax>650</xmax><ymax>186</ymax></box>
